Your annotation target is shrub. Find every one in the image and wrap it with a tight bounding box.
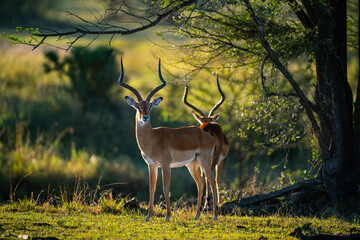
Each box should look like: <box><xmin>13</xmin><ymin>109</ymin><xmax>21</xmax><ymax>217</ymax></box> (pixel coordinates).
<box><xmin>44</xmin><ymin>46</ymin><xmax>120</xmax><ymax>110</ymax></box>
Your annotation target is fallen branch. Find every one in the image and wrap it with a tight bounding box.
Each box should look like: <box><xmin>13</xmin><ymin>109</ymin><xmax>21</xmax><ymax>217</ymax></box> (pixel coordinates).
<box><xmin>220</xmin><ymin>178</ymin><xmax>323</xmax><ymax>214</ymax></box>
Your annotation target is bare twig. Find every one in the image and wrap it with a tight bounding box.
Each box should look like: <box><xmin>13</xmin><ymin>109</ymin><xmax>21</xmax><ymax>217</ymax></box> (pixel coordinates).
<box><xmin>10</xmin><ymin>172</ymin><xmax>33</xmax><ymax>203</ymax></box>
<box><xmin>32</xmin><ymin>36</ymin><xmax>47</xmax><ymax>50</ymax></box>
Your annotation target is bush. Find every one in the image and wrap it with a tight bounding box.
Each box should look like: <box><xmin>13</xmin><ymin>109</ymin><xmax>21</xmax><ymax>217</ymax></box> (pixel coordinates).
<box><xmin>44</xmin><ymin>46</ymin><xmax>120</xmax><ymax>110</ymax></box>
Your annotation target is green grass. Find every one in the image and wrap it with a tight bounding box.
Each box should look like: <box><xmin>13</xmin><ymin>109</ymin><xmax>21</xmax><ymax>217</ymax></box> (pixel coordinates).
<box><xmin>1</xmin><ymin>201</ymin><xmax>359</xmax><ymax>239</ymax></box>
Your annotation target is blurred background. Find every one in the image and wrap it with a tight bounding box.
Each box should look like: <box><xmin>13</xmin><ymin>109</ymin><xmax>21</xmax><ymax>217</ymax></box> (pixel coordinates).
<box><xmin>0</xmin><ymin>0</ymin><xmax>357</xmax><ymax>203</ymax></box>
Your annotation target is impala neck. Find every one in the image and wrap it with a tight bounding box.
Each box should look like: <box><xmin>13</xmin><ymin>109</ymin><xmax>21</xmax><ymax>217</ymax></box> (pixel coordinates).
<box><xmin>135</xmin><ymin>116</ymin><xmax>154</xmax><ymax>152</ymax></box>
<box><xmin>200</xmin><ymin>122</ymin><xmax>211</xmax><ymax>129</ymax></box>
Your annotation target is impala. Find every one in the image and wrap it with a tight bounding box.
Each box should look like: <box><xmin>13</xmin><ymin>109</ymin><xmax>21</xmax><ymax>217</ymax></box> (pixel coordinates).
<box><xmin>118</xmin><ymin>58</ymin><xmax>218</xmax><ymax>222</ymax></box>
<box><xmin>183</xmin><ymin>74</ymin><xmax>229</xmax><ymax>208</ymax></box>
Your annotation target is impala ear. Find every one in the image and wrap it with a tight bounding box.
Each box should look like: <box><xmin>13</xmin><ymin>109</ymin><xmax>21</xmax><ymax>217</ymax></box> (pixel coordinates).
<box><xmin>192</xmin><ymin>111</ymin><xmax>203</xmax><ymax>124</ymax></box>
<box><xmin>212</xmin><ymin>113</ymin><xmax>220</xmax><ymax>122</ymax></box>
<box><xmin>125</xmin><ymin>96</ymin><xmax>137</xmax><ymax>109</ymax></box>
<box><xmin>150</xmin><ymin>97</ymin><xmax>163</xmax><ymax>109</ymax></box>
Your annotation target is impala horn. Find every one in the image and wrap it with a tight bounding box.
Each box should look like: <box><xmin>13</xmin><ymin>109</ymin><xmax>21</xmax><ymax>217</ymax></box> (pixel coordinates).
<box><xmin>208</xmin><ymin>74</ymin><xmax>225</xmax><ymax>116</ymax></box>
<box><xmin>146</xmin><ymin>59</ymin><xmax>167</xmax><ymax>101</ymax></box>
<box><xmin>118</xmin><ymin>57</ymin><xmax>143</xmax><ymax>102</ymax></box>
<box><xmin>182</xmin><ymin>80</ymin><xmax>205</xmax><ymax>117</ymax></box>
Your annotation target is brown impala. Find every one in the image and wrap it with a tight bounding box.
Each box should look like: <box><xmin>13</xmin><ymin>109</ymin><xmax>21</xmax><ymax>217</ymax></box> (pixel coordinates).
<box><xmin>118</xmin><ymin>58</ymin><xmax>218</xmax><ymax>222</ymax></box>
<box><xmin>183</xmin><ymin>74</ymin><xmax>229</xmax><ymax>208</ymax></box>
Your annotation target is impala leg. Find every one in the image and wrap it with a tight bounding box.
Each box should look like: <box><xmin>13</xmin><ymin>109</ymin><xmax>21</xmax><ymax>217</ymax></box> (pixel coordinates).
<box><xmin>204</xmin><ymin>168</ymin><xmax>218</xmax><ymax>220</ymax></box>
<box><xmin>215</xmin><ymin>161</ymin><xmax>223</xmax><ymax>204</ymax></box>
<box><xmin>146</xmin><ymin>165</ymin><xmax>158</xmax><ymax>221</ymax></box>
<box><xmin>205</xmin><ymin>151</ymin><xmax>220</xmax><ymax>210</ymax></box>
<box><xmin>199</xmin><ymin>159</ymin><xmax>218</xmax><ymax>220</ymax></box>
<box><xmin>186</xmin><ymin>161</ymin><xmax>204</xmax><ymax>220</ymax></box>
<box><xmin>161</xmin><ymin>165</ymin><xmax>171</xmax><ymax>222</ymax></box>
<box><xmin>204</xmin><ymin>177</ymin><xmax>210</xmax><ymax>210</ymax></box>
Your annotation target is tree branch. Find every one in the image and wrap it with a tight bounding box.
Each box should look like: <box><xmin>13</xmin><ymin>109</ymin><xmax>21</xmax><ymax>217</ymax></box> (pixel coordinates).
<box><xmin>243</xmin><ymin>0</ymin><xmax>326</xmax><ymax>152</ymax></box>
<box><xmin>283</xmin><ymin>0</ymin><xmax>314</xmax><ymax>30</ymax></box>
<box><xmin>32</xmin><ymin>0</ymin><xmax>197</xmax><ymax>48</ymax></box>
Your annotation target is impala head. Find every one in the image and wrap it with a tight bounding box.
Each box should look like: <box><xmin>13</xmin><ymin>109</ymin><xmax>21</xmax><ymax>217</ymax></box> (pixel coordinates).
<box><xmin>118</xmin><ymin>58</ymin><xmax>166</xmax><ymax>125</ymax></box>
<box><xmin>183</xmin><ymin>74</ymin><xmax>225</xmax><ymax>127</ymax></box>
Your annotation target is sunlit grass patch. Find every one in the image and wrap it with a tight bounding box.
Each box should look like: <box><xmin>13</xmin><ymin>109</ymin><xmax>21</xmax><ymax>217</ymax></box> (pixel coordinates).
<box><xmin>1</xmin><ymin>180</ymin><xmax>359</xmax><ymax>239</ymax></box>
<box><xmin>1</xmin><ymin>201</ymin><xmax>359</xmax><ymax>240</ymax></box>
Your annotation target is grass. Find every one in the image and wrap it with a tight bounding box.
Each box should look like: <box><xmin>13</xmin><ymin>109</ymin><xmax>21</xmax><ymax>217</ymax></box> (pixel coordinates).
<box><xmin>1</xmin><ymin>198</ymin><xmax>360</xmax><ymax>240</ymax></box>
<box><xmin>2</xmin><ymin>176</ymin><xmax>359</xmax><ymax>239</ymax></box>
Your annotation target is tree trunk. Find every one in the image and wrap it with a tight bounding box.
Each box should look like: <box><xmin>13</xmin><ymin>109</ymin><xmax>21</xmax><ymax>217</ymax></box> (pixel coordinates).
<box><xmin>310</xmin><ymin>0</ymin><xmax>358</xmax><ymax>199</ymax></box>
<box><xmin>354</xmin><ymin>1</ymin><xmax>360</xmax><ymax>192</ymax></box>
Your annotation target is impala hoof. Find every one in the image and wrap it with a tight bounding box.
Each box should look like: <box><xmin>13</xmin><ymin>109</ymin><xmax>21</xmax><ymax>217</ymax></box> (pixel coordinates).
<box><xmin>213</xmin><ymin>216</ymin><xmax>218</xmax><ymax>221</ymax></box>
<box><xmin>145</xmin><ymin>215</ymin><xmax>151</xmax><ymax>221</ymax></box>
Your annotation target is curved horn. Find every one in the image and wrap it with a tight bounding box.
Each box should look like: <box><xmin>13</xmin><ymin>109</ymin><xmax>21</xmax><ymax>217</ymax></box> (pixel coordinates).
<box><xmin>182</xmin><ymin>82</ymin><xmax>205</xmax><ymax>117</ymax></box>
<box><xmin>118</xmin><ymin>58</ymin><xmax>143</xmax><ymax>101</ymax></box>
<box><xmin>146</xmin><ymin>59</ymin><xmax>167</xmax><ymax>101</ymax></box>
<box><xmin>208</xmin><ymin>73</ymin><xmax>225</xmax><ymax>116</ymax></box>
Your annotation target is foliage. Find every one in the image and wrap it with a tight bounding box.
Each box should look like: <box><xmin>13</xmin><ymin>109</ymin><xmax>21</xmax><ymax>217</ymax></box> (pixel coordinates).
<box><xmin>1</xmin><ymin>28</ymin><xmax>41</xmax><ymax>47</ymax></box>
<box><xmin>169</xmin><ymin>1</ymin><xmax>312</xmax><ymax>69</ymax></box>
<box><xmin>43</xmin><ymin>46</ymin><xmax>121</xmax><ymax>110</ymax></box>
<box><xmin>238</xmin><ymin>96</ymin><xmax>305</xmax><ymax>155</ymax></box>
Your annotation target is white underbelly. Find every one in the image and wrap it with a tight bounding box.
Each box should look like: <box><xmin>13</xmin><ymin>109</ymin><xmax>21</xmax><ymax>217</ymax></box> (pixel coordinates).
<box><xmin>170</xmin><ymin>149</ymin><xmax>198</xmax><ymax>168</ymax></box>
<box><xmin>142</xmin><ymin>154</ymin><xmax>161</xmax><ymax>167</ymax></box>
<box><xmin>170</xmin><ymin>158</ymin><xmax>195</xmax><ymax>168</ymax></box>
<box><xmin>141</xmin><ymin>150</ymin><xmax>198</xmax><ymax>168</ymax></box>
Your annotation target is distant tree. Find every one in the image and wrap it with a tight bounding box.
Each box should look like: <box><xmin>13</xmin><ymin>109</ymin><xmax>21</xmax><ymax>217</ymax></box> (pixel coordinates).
<box><xmin>44</xmin><ymin>46</ymin><xmax>120</xmax><ymax>110</ymax></box>
<box><xmin>7</xmin><ymin>0</ymin><xmax>360</xmax><ymax>201</ymax></box>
